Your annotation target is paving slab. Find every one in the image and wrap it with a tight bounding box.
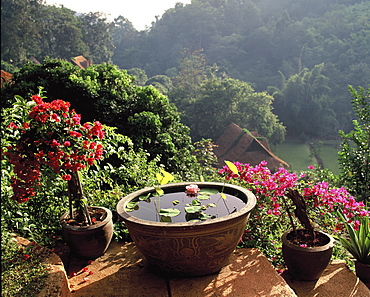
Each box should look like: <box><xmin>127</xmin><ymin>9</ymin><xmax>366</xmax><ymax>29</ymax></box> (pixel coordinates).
<box><xmin>169</xmin><ymin>248</ymin><xmax>297</xmax><ymax>297</ymax></box>
<box><xmin>67</xmin><ymin>242</ymin><xmax>168</xmax><ymax>297</ymax></box>
<box><xmin>282</xmin><ymin>260</ymin><xmax>370</xmax><ymax>297</ymax></box>
<box><xmin>66</xmin><ymin>242</ymin><xmax>296</xmax><ymax>297</ymax></box>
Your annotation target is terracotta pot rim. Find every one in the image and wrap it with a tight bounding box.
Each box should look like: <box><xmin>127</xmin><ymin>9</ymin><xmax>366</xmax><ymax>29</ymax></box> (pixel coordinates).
<box><xmin>282</xmin><ymin>228</ymin><xmax>335</xmax><ymax>252</ymax></box>
<box><xmin>116</xmin><ymin>182</ymin><xmax>256</xmax><ymax>227</ymax></box>
<box><xmin>60</xmin><ymin>206</ymin><xmax>112</xmax><ymax>231</ymax></box>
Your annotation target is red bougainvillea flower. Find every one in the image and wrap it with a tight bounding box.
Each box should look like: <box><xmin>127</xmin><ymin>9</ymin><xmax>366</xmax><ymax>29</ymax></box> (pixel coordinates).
<box><xmin>4</xmin><ymin>95</ymin><xmax>105</xmax><ymax>204</ymax></box>
<box><xmin>23</xmin><ymin>254</ymin><xmax>31</xmax><ymax>260</ymax></box>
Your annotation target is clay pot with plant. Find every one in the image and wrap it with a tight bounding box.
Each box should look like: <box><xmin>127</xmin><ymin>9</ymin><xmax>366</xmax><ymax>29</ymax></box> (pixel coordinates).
<box><xmin>4</xmin><ymin>93</ymin><xmax>113</xmax><ymax>259</ymax></box>
<box><xmin>336</xmin><ymin>213</ymin><xmax>370</xmax><ymax>288</ymax></box>
<box><xmin>219</xmin><ymin>161</ymin><xmax>369</xmax><ymax>280</ymax></box>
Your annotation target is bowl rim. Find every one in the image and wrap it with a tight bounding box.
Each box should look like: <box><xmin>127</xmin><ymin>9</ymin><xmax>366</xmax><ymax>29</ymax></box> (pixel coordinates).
<box><xmin>116</xmin><ymin>181</ymin><xmax>256</xmax><ymax>228</ymax></box>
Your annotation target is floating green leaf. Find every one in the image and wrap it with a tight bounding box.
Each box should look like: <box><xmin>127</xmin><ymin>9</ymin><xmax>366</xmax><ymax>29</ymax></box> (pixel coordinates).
<box><xmin>185</xmin><ymin>205</ymin><xmax>203</xmax><ymax>213</ymax></box>
<box><xmin>207</xmin><ymin>203</ymin><xmax>217</xmax><ymax>207</ymax></box>
<box><xmin>192</xmin><ymin>199</ymin><xmax>201</xmax><ymax>206</ymax></box>
<box><xmin>172</xmin><ymin>200</ymin><xmax>180</xmax><ymax>205</ymax></box>
<box><xmin>159</xmin><ymin>208</ymin><xmax>181</xmax><ymax>217</ymax></box>
<box><xmin>160</xmin><ymin>216</ymin><xmax>172</xmax><ymax>222</ymax></box>
<box><xmin>199</xmin><ymin>213</ymin><xmax>211</xmax><ymax>220</ymax></box>
<box><xmin>125</xmin><ymin>202</ymin><xmax>139</xmax><ymax>211</ymax></box>
<box><xmin>199</xmin><ymin>188</ymin><xmax>219</xmax><ymax>195</ymax></box>
<box><xmin>221</xmin><ymin>192</ymin><xmax>226</xmax><ymax>199</ymax></box>
<box><xmin>198</xmin><ymin>194</ymin><xmax>211</xmax><ymax>200</ymax></box>
<box><xmin>139</xmin><ymin>194</ymin><xmax>151</xmax><ymax>202</ymax></box>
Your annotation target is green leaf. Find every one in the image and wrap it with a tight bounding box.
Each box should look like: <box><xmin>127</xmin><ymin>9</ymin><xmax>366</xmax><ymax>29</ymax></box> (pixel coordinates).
<box><xmin>158</xmin><ymin>208</ymin><xmax>181</xmax><ymax>217</ymax></box>
<box><xmin>126</xmin><ymin>202</ymin><xmax>139</xmax><ymax>211</ymax></box>
<box><xmin>160</xmin><ymin>216</ymin><xmax>172</xmax><ymax>222</ymax></box>
<box><xmin>221</xmin><ymin>192</ymin><xmax>226</xmax><ymax>199</ymax></box>
<box><xmin>185</xmin><ymin>206</ymin><xmax>203</xmax><ymax>213</ymax></box>
<box><xmin>225</xmin><ymin>160</ymin><xmax>238</xmax><ymax>174</ymax></box>
<box><xmin>207</xmin><ymin>203</ymin><xmax>217</xmax><ymax>207</ymax></box>
<box><xmin>172</xmin><ymin>200</ymin><xmax>180</xmax><ymax>205</ymax></box>
<box><xmin>139</xmin><ymin>194</ymin><xmax>151</xmax><ymax>202</ymax></box>
<box><xmin>192</xmin><ymin>199</ymin><xmax>201</xmax><ymax>206</ymax></box>
<box><xmin>199</xmin><ymin>188</ymin><xmax>219</xmax><ymax>195</ymax></box>
<box><xmin>198</xmin><ymin>194</ymin><xmax>211</xmax><ymax>200</ymax></box>
<box><xmin>199</xmin><ymin>213</ymin><xmax>211</xmax><ymax>220</ymax></box>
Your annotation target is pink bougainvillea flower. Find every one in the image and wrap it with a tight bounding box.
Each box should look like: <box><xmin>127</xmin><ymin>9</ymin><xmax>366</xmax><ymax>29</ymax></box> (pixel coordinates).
<box><xmin>308</xmin><ymin>165</ymin><xmax>315</xmax><ymax>170</ymax></box>
<box><xmin>82</xmin><ymin>267</ymin><xmax>89</xmax><ymax>272</ymax></box>
<box><xmin>87</xmin><ymin>260</ymin><xmax>94</xmax><ymax>265</ymax></box>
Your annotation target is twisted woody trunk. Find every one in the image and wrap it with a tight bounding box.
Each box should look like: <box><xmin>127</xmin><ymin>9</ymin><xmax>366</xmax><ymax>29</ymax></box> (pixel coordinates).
<box><xmin>67</xmin><ymin>171</ymin><xmax>92</xmax><ymax>225</ymax></box>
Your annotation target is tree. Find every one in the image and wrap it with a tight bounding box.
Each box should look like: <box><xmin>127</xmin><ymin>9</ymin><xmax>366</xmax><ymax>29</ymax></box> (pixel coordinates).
<box><xmin>184</xmin><ymin>77</ymin><xmax>286</xmax><ymax>144</ymax></box>
<box><xmin>37</xmin><ymin>5</ymin><xmax>89</xmax><ymax>60</ymax></box>
<box><xmin>338</xmin><ymin>86</ymin><xmax>370</xmax><ymax>202</ymax></box>
<box><xmin>78</xmin><ymin>12</ymin><xmax>114</xmax><ymax>63</ymax></box>
<box><xmin>272</xmin><ymin>63</ymin><xmax>337</xmax><ymax>138</ymax></box>
<box><xmin>1</xmin><ymin>0</ymin><xmax>41</xmax><ymax>64</ymax></box>
<box><xmin>1</xmin><ymin>58</ymin><xmax>196</xmax><ymax>176</ymax></box>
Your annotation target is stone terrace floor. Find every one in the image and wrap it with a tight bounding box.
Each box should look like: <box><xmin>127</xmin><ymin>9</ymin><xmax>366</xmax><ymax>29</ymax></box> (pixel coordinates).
<box><xmin>43</xmin><ymin>241</ymin><xmax>370</xmax><ymax>297</ymax></box>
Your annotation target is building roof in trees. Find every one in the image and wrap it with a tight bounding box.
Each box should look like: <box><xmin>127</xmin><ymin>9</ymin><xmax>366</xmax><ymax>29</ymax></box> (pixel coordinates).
<box><xmin>214</xmin><ymin>123</ymin><xmax>289</xmax><ymax>171</ymax></box>
<box><xmin>71</xmin><ymin>55</ymin><xmax>92</xmax><ymax>69</ymax></box>
<box><xmin>1</xmin><ymin>70</ymin><xmax>13</xmax><ymax>88</ymax></box>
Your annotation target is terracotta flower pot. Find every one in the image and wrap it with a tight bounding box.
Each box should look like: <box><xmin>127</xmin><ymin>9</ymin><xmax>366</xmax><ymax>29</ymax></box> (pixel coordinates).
<box><xmin>116</xmin><ymin>182</ymin><xmax>256</xmax><ymax>277</ymax></box>
<box><xmin>282</xmin><ymin>229</ymin><xmax>335</xmax><ymax>281</ymax></box>
<box><xmin>60</xmin><ymin>206</ymin><xmax>113</xmax><ymax>259</ymax></box>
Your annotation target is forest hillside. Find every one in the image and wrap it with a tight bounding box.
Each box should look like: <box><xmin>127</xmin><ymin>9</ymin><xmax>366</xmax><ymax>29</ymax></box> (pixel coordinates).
<box><xmin>2</xmin><ymin>0</ymin><xmax>369</xmax><ymax>142</ymax></box>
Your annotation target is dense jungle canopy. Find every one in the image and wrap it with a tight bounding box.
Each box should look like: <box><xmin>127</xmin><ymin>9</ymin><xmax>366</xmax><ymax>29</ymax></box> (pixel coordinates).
<box><xmin>2</xmin><ymin>0</ymin><xmax>370</xmax><ymax>142</ymax></box>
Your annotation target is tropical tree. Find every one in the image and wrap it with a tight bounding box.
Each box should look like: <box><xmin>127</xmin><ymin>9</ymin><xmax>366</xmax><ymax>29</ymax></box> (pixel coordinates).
<box><xmin>184</xmin><ymin>77</ymin><xmax>286</xmax><ymax>144</ymax></box>
<box><xmin>338</xmin><ymin>85</ymin><xmax>370</xmax><ymax>202</ymax></box>
<box><xmin>1</xmin><ymin>58</ymin><xmax>196</xmax><ymax>177</ymax></box>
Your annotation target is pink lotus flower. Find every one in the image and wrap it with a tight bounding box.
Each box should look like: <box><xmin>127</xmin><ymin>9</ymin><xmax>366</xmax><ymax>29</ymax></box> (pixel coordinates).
<box><xmin>185</xmin><ymin>184</ymin><xmax>200</xmax><ymax>195</ymax></box>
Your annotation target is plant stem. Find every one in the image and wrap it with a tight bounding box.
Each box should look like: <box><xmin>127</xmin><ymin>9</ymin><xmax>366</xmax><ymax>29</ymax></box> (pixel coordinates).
<box><xmin>282</xmin><ymin>194</ymin><xmax>296</xmax><ymax>234</ymax></box>
<box><xmin>68</xmin><ymin>171</ymin><xmax>92</xmax><ymax>225</ymax></box>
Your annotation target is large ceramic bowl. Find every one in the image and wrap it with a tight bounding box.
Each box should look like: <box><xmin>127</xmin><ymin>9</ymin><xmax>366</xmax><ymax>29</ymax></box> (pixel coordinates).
<box><xmin>117</xmin><ymin>182</ymin><xmax>256</xmax><ymax>276</ymax></box>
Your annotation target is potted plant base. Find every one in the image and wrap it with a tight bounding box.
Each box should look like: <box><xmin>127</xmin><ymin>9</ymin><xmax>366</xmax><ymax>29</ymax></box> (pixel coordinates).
<box><xmin>282</xmin><ymin>229</ymin><xmax>335</xmax><ymax>281</ymax></box>
<box><xmin>355</xmin><ymin>261</ymin><xmax>370</xmax><ymax>289</ymax></box>
<box><xmin>60</xmin><ymin>206</ymin><xmax>113</xmax><ymax>259</ymax></box>
<box><xmin>116</xmin><ymin>182</ymin><xmax>256</xmax><ymax>277</ymax></box>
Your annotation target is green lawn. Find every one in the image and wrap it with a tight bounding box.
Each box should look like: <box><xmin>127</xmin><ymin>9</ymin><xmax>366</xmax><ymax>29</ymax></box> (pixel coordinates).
<box><xmin>273</xmin><ymin>138</ymin><xmax>340</xmax><ymax>174</ymax></box>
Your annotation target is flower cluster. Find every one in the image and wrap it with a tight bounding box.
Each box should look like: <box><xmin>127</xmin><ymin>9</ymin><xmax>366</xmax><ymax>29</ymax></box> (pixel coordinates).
<box><xmin>5</xmin><ymin>95</ymin><xmax>105</xmax><ymax>203</ymax></box>
<box><xmin>219</xmin><ymin>161</ymin><xmax>369</xmax><ymax>228</ymax></box>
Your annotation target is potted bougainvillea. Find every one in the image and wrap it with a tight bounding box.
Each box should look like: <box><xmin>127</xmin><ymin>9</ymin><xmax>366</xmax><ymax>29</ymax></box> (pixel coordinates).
<box><xmin>219</xmin><ymin>161</ymin><xmax>369</xmax><ymax>280</ymax></box>
<box><xmin>4</xmin><ymin>93</ymin><xmax>113</xmax><ymax>259</ymax></box>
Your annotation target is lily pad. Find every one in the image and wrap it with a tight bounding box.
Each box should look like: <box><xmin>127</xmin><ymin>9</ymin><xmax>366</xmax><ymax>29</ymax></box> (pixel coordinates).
<box><xmin>185</xmin><ymin>205</ymin><xmax>203</xmax><ymax>213</ymax></box>
<box><xmin>158</xmin><ymin>208</ymin><xmax>181</xmax><ymax>217</ymax></box>
<box><xmin>126</xmin><ymin>201</ymin><xmax>139</xmax><ymax>211</ymax></box>
<box><xmin>191</xmin><ymin>199</ymin><xmax>201</xmax><ymax>206</ymax></box>
<box><xmin>197</xmin><ymin>194</ymin><xmax>211</xmax><ymax>200</ymax></box>
<box><xmin>199</xmin><ymin>188</ymin><xmax>219</xmax><ymax>195</ymax></box>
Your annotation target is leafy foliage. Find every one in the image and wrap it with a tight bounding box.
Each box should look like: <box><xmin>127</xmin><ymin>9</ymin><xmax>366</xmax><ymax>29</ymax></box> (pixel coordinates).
<box><xmin>336</xmin><ymin>212</ymin><xmax>370</xmax><ymax>264</ymax></box>
<box><xmin>1</xmin><ymin>58</ymin><xmax>197</xmax><ymax>177</ymax></box>
<box><xmin>338</xmin><ymin>86</ymin><xmax>370</xmax><ymax>202</ymax></box>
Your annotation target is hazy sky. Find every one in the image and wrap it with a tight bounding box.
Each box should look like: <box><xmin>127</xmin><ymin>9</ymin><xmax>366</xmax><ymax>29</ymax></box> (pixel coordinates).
<box><xmin>44</xmin><ymin>0</ymin><xmax>192</xmax><ymax>31</ymax></box>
